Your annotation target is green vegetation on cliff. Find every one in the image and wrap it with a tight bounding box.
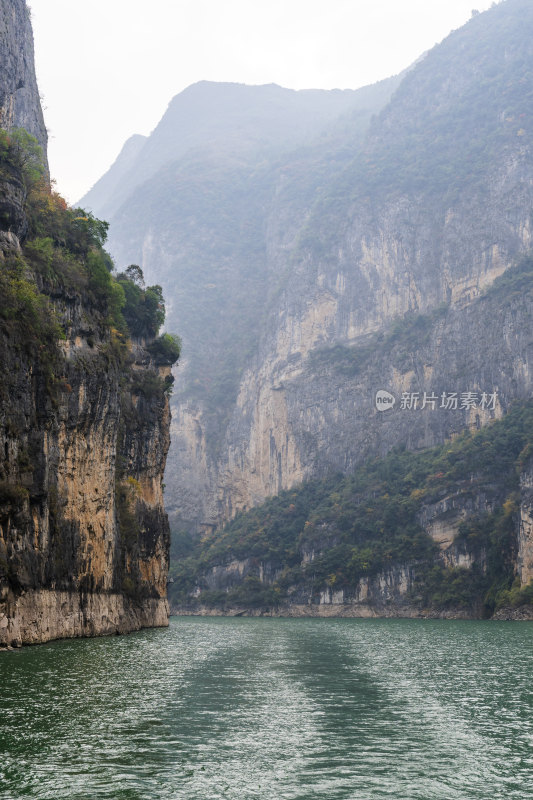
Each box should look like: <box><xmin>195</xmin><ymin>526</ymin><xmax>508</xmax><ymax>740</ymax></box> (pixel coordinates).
<box><xmin>0</xmin><ymin>130</ymin><xmax>181</xmax><ymax>376</ymax></box>
<box><xmin>0</xmin><ymin>128</ymin><xmax>181</xmax><ymax>614</ymax></box>
<box><xmin>77</xmin><ymin>0</ymin><xmax>533</xmax><ymax>544</ymax></box>
<box><xmin>302</xmin><ymin>0</ymin><xmax>533</xmax><ymax>258</ymax></box>
<box><xmin>170</xmin><ymin>400</ymin><xmax>533</xmax><ymax>614</ymax></box>
<box><xmin>308</xmin><ymin>304</ymin><xmax>449</xmax><ymax>377</ymax></box>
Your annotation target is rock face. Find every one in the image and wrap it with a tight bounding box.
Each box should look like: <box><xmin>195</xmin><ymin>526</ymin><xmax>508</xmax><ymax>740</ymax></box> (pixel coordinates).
<box><xmin>0</xmin><ymin>159</ymin><xmax>27</xmax><ymax>241</ymax></box>
<box><xmin>0</xmin><ymin>1</ymin><xmax>172</xmax><ymax>646</ymax></box>
<box><xmin>189</xmin><ymin>0</ymin><xmax>533</xmax><ymax>533</ymax></box>
<box><xmin>171</xmin><ymin>431</ymin><xmax>533</xmax><ymax>618</ymax></box>
<box><xmin>82</xmin><ymin>1</ymin><xmax>533</xmax><ymax>552</ymax></box>
<box><xmin>0</xmin><ymin>273</ymin><xmax>172</xmax><ymax>646</ymax></box>
<box><xmin>0</xmin><ymin>0</ymin><xmax>47</xmax><ymax>166</ymax></box>
<box><xmin>518</xmin><ymin>458</ymin><xmax>533</xmax><ymax>585</ymax></box>
<box><xmin>79</xmin><ymin>78</ymin><xmax>403</xmax><ymax>532</ymax></box>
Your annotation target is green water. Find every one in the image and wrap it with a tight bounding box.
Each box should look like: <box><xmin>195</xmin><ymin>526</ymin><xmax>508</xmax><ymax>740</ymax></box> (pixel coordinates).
<box><xmin>1</xmin><ymin>618</ymin><xmax>532</xmax><ymax>799</ymax></box>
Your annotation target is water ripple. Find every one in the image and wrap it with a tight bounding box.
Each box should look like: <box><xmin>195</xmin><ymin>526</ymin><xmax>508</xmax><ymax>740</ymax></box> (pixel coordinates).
<box><xmin>0</xmin><ymin>618</ymin><xmax>532</xmax><ymax>799</ymax></box>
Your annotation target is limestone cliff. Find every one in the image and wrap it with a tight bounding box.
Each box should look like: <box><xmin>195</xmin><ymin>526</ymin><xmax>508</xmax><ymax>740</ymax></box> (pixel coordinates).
<box><xmin>169</xmin><ymin>400</ymin><xmax>533</xmax><ymax>618</ymax></box>
<box><xmin>0</xmin><ymin>222</ymin><xmax>174</xmax><ymax>645</ymax></box>
<box><xmin>0</xmin><ymin>0</ymin><xmax>47</xmax><ymax>167</ymax></box>
<box><xmin>85</xmin><ymin>1</ymin><xmax>533</xmax><ymax>545</ymax></box>
<box><xmin>81</xmin><ymin>0</ymin><xmax>533</xmax><ymax>615</ymax></box>
<box><xmin>518</xmin><ymin>458</ymin><xmax>533</xmax><ymax>586</ymax></box>
<box><xmin>82</xmin><ymin>78</ymin><xmax>403</xmax><ymax>533</ymax></box>
<box><xmin>0</xmin><ymin>1</ymin><xmax>176</xmax><ymax>646</ymax></box>
<box><xmin>200</xmin><ymin>0</ymin><xmax>533</xmax><ymax>530</ymax></box>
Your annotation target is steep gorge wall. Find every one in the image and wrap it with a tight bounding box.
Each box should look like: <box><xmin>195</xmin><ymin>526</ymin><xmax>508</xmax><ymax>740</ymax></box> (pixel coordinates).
<box><xmin>168</xmin><ymin>1</ymin><xmax>533</xmax><ymax>534</ymax></box>
<box><xmin>0</xmin><ymin>0</ymin><xmax>47</xmax><ymax>164</ymax></box>
<box><xmin>0</xmin><ymin>1</ymin><xmax>172</xmax><ymax>646</ymax></box>
<box><xmin>0</xmin><ymin>247</ymin><xmax>172</xmax><ymax>646</ymax></box>
<box><xmin>82</xmin><ymin>1</ymin><xmax>533</xmax><ymax>564</ymax></box>
<box><xmin>86</xmin><ymin>78</ymin><xmax>402</xmax><ymax>536</ymax></box>
<box><xmin>213</xmin><ymin>169</ymin><xmax>533</xmax><ymax>525</ymax></box>
<box><xmin>518</xmin><ymin>458</ymin><xmax>533</xmax><ymax>586</ymax></box>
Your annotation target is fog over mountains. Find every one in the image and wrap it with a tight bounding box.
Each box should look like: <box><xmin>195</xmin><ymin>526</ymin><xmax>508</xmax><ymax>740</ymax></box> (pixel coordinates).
<box><xmin>82</xmin><ymin>0</ymin><xmax>533</xmax><ymax>617</ymax></box>
<box><xmin>80</xmin><ymin>75</ymin><xmax>403</xmax><ymax>527</ymax></box>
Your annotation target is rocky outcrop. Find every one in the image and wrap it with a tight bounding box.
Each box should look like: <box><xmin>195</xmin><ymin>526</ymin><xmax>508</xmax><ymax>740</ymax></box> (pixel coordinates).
<box><xmin>518</xmin><ymin>457</ymin><xmax>533</xmax><ymax>585</ymax></box>
<box><xmin>0</xmin><ymin>280</ymin><xmax>172</xmax><ymax>647</ymax></box>
<box><xmin>0</xmin><ymin>0</ymin><xmax>47</xmax><ymax>165</ymax></box>
<box><xmin>491</xmin><ymin>604</ymin><xmax>533</xmax><ymax>620</ymax></box>
<box><xmin>0</xmin><ymin>160</ymin><xmax>27</xmax><ymax>242</ymax></box>
<box><xmin>0</xmin><ymin>1</ymin><xmax>173</xmax><ymax>646</ymax></box>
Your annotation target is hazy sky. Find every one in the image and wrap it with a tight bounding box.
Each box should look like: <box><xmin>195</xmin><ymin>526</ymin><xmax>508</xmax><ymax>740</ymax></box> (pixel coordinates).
<box><xmin>30</xmin><ymin>0</ymin><xmax>493</xmax><ymax>203</ymax></box>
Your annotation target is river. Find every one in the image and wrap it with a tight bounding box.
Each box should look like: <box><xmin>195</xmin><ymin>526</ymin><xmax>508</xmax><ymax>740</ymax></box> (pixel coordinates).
<box><xmin>1</xmin><ymin>617</ymin><xmax>532</xmax><ymax>799</ymax></box>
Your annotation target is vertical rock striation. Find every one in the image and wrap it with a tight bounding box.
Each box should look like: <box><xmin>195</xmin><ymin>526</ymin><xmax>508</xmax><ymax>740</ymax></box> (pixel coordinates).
<box><xmin>0</xmin><ymin>0</ymin><xmax>173</xmax><ymax>646</ymax></box>
<box><xmin>0</xmin><ymin>0</ymin><xmax>47</xmax><ymax>166</ymax></box>
<box><xmin>518</xmin><ymin>458</ymin><xmax>533</xmax><ymax>586</ymax></box>
<box><xmin>0</xmin><ymin>276</ymin><xmax>173</xmax><ymax>646</ymax></box>
<box><xmin>83</xmin><ymin>1</ymin><xmax>533</xmax><ymax>541</ymax></box>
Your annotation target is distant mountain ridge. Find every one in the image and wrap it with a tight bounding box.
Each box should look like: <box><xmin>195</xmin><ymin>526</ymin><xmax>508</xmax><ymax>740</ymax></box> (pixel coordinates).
<box><xmin>79</xmin><ymin>80</ymin><xmax>390</xmax><ymax>217</ymax></box>
<box><xmin>80</xmin><ymin>133</ymin><xmax>146</xmax><ymax>220</ymax></box>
